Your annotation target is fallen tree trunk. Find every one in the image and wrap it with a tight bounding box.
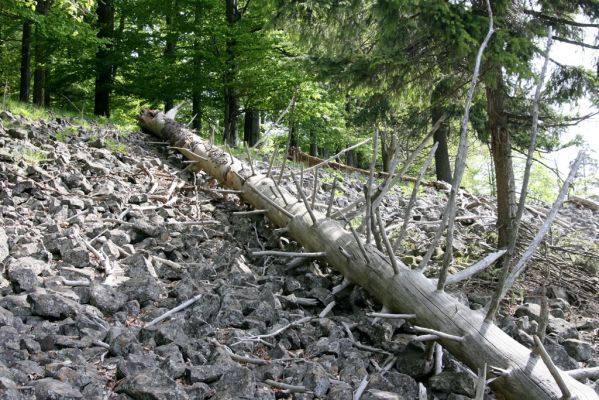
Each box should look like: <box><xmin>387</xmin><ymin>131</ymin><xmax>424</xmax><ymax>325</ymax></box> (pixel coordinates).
<box><xmin>138</xmin><ymin>109</ymin><xmax>598</xmax><ymax>400</ymax></box>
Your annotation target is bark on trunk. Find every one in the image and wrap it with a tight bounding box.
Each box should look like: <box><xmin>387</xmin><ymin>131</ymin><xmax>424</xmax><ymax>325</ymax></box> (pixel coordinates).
<box><xmin>431</xmin><ymin>82</ymin><xmax>452</xmax><ymax>183</ymax></box>
<box><xmin>243</xmin><ymin>109</ymin><xmax>260</xmax><ymax>146</ymax></box>
<box><xmin>380</xmin><ymin>131</ymin><xmax>397</xmax><ymax>174</ymax></box>
<box><xmin>163</xmin><ymin>0</ymin><xmax>177</xmax><ymax>111</ymax></box>
<box><xmin>19</xmin><ymin>19</ymin><xmax>33</xmax><ymax>103</ymax></box>
<box><xmin>138</xmin><ymin>109</ymin><xmax>598</xmax><ymax>400</ymax></box>
<box><xmin>94</xmin><ymin>0</ymin><xmax>115</xmax><ymax>117</ymax></box>
<box><xmin>33</xmin><ymin>0</ymin><xmax>51</xmax><ymax>107</ymax></box>
<box><xmin>486</xmin><ymin>66</ymin><xmax>516</xmax><ymax>248</ymax></box>
<box><xmin>224</xmin><ymin>0</ymin><xmax>240</xmax><ymax>146</ymax></box>
<box><xmin>309</xmin><ymin>129</ymin><xmax>317</xmax><ymax>156</ymax></box>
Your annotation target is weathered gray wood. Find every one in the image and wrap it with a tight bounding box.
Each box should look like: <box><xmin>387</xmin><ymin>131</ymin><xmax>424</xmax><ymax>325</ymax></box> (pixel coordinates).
<box><xmin>138</xmin><ymin>109</ymin><xmax>598</xmax><ymax>400</ymax></box>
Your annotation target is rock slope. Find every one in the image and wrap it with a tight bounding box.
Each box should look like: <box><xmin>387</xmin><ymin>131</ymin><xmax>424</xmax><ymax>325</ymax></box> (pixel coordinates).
<box><xmin>0</xmin><ymin>110</ymin><xmax>597</xmax><ymax>399</ymax></box>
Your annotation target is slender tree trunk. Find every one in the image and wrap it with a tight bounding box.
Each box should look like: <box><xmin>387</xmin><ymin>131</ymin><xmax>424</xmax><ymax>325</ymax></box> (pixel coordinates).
<box><xmin>192</xmin><ymin>91</ymin><xmax>202</xmax><ymax>131</ymax></box>
<box><xmin>380</xmin><ymin>131</ymin><xmax>397</xmax><ymax>173</ymax></box>
<box><xmin>191</xmin><ymin>1</ymin><xmax>203</xmax><ymax>131</ymax></box>
<box><xmin>32</xmin><ymin>0</ymin><xmax>51</xmax><ymax>107</ymax></box>
<box><xmin>309</xmin><ymin>129</ymin><xmax>317</xmax><ymax>156</ymax></box>
<box><xmin>486</xmin><ymin>66</ymin><xmax>516</xmax><ymax>248</ymax></box>
<box><xmin>431</xmin><ymin>82</ymin><xmax>452</xmax><ymax>183</ymax></box>
<box><xmin>19</xmin><ymin>19</ymin><xmax>33</xmax><ymax>103</ymax></box>
<box><xmin>243</xmin><ymin>109</ymin><xmax>260</xmax><ymax>146</ymax></box>
<box><xmin>224</xmin><ymin>90</ymin><xmax>239</xmax><ymax>145</ymax></box>
<box><xmin>94</xmin><ymin>0</ymin><xmax>115</xmax><ymax>117</ymax></box>
<box><xmin>224</xmin><ymin>0</ymin><xmax>240</xmax><ymax>146</ymax></box>
<box><xmin>163</xmin><ymin>0</ymin><xmax>177</xmax><ymax>111</ymax></box>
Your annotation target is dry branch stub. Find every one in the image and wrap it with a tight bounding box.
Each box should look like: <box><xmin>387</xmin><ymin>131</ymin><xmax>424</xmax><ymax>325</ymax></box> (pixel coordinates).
<box><xmin>138</xmin><ymin>109</ymin><xmax>599</xmax><ymax>400</ymax></box>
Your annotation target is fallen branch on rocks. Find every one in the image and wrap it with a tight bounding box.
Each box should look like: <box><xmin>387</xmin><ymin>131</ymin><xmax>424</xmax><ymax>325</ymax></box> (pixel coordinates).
<box><xmin>138</xmin><ymin>108</ymin><xmax>599</xmax><ymax>400</ymax></box>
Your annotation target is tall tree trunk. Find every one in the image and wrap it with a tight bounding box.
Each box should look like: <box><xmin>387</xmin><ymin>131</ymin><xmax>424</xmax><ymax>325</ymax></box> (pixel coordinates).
<box><xmin>224</xmin><ymin>0</ymin><xmax>240</xmax><ymax>146</ymax></box>
<box><xmin>191</xmin><ymin>1</ymin><xmax>203</xmax><ymax>131</ymax></box>
<box><xmin>486</xmin><ymin>66</ymin><xmax>516</xmax><ymax>248</ymax></box>
<box><xmin>163</xmin><ymin>0</ymin><xmax>177</xmax><ymax>111</ymax></box>
<box><xmin>380</xmin><ymin>131</ymin><xmax>397</xmax><ymax>173</ymax></box>
<box><xmin>94</xmin><ymin>0</ymin><xmax>115</xmax><ymax>117</ymax></box>
<box><xmin>431</xmin><ymin>82</ymin><xmax>452</xmax><ymax>183</ymax></box>
<box><xmin>224</xmin><ymin>90</ymin><xmax>239</xmax><ymax>146</ymax></box>
<box><xmin>192</xmin><ymin>91</ymin><xmax>202</xmax><ymax>131</ymax></box>
<box><xmin>19</xmin><ymin>19</ymin><xmax>33</xmax><ymax>103</ymax></box>
<box><xmin>243</xmin><ymin>109</ymin><xmax>260</xmax><ymax>146</ymax></box>
<box><xmin>32</xmin><ymin>0</ymin><xmax>51</xmax><ymax>107</ymax></box>
<box><xmin>309</xmin><ymin>129</ymin><xmax>317</xmax><ymax>156</ymax></box>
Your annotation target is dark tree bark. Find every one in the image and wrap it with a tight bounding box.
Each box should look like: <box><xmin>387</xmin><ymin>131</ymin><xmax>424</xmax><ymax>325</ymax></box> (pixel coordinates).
<box><xmin>486</xmin><ymin>66</ymin><xmax>516</xmax><ymax>248</ymax></box>
<box><xmin>32</xmin><ymin>0</ymin><xmax>51</xmax><ymax>107</ymax></box>
<box><xmin>19</xmin><ymin>19</ymin><xmax>33</xmax><ymax>102</ymax></box>
<box><xmin>192</xmin><ymin>91</ymin><xmax>202</xmax><ymax>130</ymax></box>
<box><xmin>191</xmin><ymin>2</ymin><xmax>203</xmax><ymax>131</ymax></box>
<box><xmin>163</xmin><ymin>0</ymin><xmax>177</xmax><ymax>111</ymax></box>
<box><xmin>431</xmin><ymin>82</ymin><xmax>452</xmax><ymax>183</ymax></box>
<box><xmin>94</xmin><ymin>0</ymin><xmax>115</xmax><ymax>117</ymax></box>
<box><xmin>309</xmin><ymin>129</ymin><xmax>317</xmax><ymax>156</ymax></box>
<box><xmin>224</xmin><ymin>0</ymin><xmax>241</xmax><ymax>146</ymax></box>
<box><xmin>243</xmin><ymin>109</ymin><xmax>260</xmax><ymax>146</ymax></box>
<box><xmin>379</xmin><ymin>131</ymin><xmax>397</xmax><ymax>173</ymax></box>
<box><xmin>345</xmin><ymin>149</ymin><xmax>355</xmax><ymax>167</ymax></box>
<box><xmin>224</xmin><ymin>91</ymin><xmax>239</xmax><ymax>145</ymax></box>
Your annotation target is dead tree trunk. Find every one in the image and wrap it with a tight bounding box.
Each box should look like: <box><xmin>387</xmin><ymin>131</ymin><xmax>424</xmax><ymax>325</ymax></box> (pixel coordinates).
<box><xmin>138</xmin><ymin>108</ymin><xmax>598</xmax><ymax>400</ymax></box>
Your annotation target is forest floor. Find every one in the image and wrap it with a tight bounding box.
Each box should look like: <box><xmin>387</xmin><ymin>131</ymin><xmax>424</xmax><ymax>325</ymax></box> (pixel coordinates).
<box><xmin>0</xmin><ymin>109</ymin><xmax>598</xmax><ymax>399</ymax></box>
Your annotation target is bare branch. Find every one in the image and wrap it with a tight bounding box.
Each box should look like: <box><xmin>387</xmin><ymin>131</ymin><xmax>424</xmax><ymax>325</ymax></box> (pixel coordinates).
<box><xmin>533</xmin><ymin>335</ymin><xmax>572</xmax><ymax>400</ymax></box>
<box><xmin>365</xmin><ymin>129</ymin><xmax>379</xmax><ymax>244</ymax></box>
<box><xmin>486</xmin><ymin>151</ymin><xmax>584</xmax><ymax>320</ymax></box>
<box><xmin>445</xmin><ymin>249</ymin><xmax>506</xmax><ymax>285</ymax></box>
<box><xmin>393</xmin><ymin>142</ymin><xmax>438</xmax><ymax>251</ymax></box>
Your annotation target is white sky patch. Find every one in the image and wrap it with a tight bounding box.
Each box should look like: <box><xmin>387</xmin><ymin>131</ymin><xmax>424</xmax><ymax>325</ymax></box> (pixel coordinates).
<box><xmin>544</xmin><ymin>29</ymin><xmax>599</xmax><ymax>194</ymax></box>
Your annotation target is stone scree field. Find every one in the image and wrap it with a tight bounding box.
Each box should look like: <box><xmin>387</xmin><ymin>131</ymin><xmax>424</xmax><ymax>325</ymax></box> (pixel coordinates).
<box><xmin>0</xmin><ymin>110</ymin><xmax>598</xmax><ymax>399</ymax></box>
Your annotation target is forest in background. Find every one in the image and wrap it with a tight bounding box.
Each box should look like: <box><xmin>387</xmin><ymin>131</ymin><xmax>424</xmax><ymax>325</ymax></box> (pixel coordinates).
<box><xmin>2</xmin><ymin>0</ymin><xmax>599</xmax><ymax>240</ymax></box>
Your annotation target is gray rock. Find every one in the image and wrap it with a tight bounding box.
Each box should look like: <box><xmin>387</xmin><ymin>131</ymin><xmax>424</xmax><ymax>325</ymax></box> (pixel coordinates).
<box><xmin>548</xmin><ymin>318</ymin><xmax>579</xmax><ymax>339</ymax></box>
<box><xmin>368</xmin><ymin>371</ymin><xmax>419</xmax><ymax>399</ymax></box>
<box><xmin>121</xmin><ymin>276</ymin><xmax>164</xmax><ymax>306</ymax></box>
<box><xmin>1</xmin><ymin>376</ymin><xmax>35</xmax><ymax>399</ymax></box>
<box><xmin>428</xmin><ymin>371</ymin><xmax>476</xmax><ymax>397</ymax></box>
<box><xmin>0</xmin><ymin>294</ymin><xmax>32</xmax><ymax>316</ymax></box>
<box><xmin>156</xmin><ymin>343</ymin><xmax>187</xmax><ymax>379</ymax></box>
<box><xmin>60</xmin><ymin>244</ymin><xmax>90</xmax><ymax>268</ymax></box>
<box><xmin>302</xmin><ymin>363</ymin><xmax>330</xmax><ymax>397</ymax></box>
<box><xmin>395</xmin><ymin>343</ymin><xmax>432</xmax><ymax>379</ymax></box>
<box><xmin>32</xmin><ymin>378</ymin><xmax>83</xmax><ymax>400</ymax></box>
<box><xmin>89</xmin><ymin>283</ymin><xmax>128</xmax><ymax>315</ymax></box>
<box><xmin>7</xmin><ymin>266</ymin><xmax>40</xmax><ymax>293</ymax></box>
<box><xmin>0</xmin><ymin>306</ymin><xmax>15</xmax><ymax>327</ymax></box>
<box><xmin>328</xmin><ymin>383</ymin><xmax>354</xmax><ymax>400</ymax></box>
<box><xmin>108</xmin><ymin>229</ymin><xmax>131</xmax><ymax>246</ymax></box>
<box><xmin>185</xmin><ymin>382</ymin><xmax>215</xmax><ymax>400</ymax></box>
<box><xmin>27</xmin><ymin>292</ymin><xmax>79</xmax><ymax>319</ymax></box>
<box><xmin>114</xmin><ymin>369</ymin><xmax>188</xmax><ymax>400</ymax></box>
<box><xmin>10</xmin><ymin>242</ymin><xmax>40</xmax><ymax>258</ymax></box>
<box><xmin>514</xmin><ymin>303</ymin><xmax>541</xmax><ymax>322</ymax></box>
<box><xmin>212</xmin><ymin>366</ymin><xmax>256</xmax><ymax>400</ymax></box>
<box><xmin>563</xmin><ymin>339</ymin><xmax>596</xmax><ymax>362</ymax></box>
<box><xmin>109</xmin><ymin>330</ymin><xmax>142</xmax><ymax>358</ymax></box>
<box><xmin>7</xmin><ymin>128</ymin><xmax>28</xmax><ymax>140</ymax></box>
<box><xmin>0</xmin><ymin>227</ymin><xmax>8</xmax><ymax>262</ymax></box>
<box><xmin>117</xmin><ymin>352</ymin><xmax>158</xmax><ymax>378</ymax></box>
<box><xmin>186</xmin><ymin>364</ymin><xmax>234</xmax><ymax>384</ymax></box>
<box><xmin>543</xmin><ymin>339</ymin><xmax>579</xmax><ymax>370</ymax></box>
